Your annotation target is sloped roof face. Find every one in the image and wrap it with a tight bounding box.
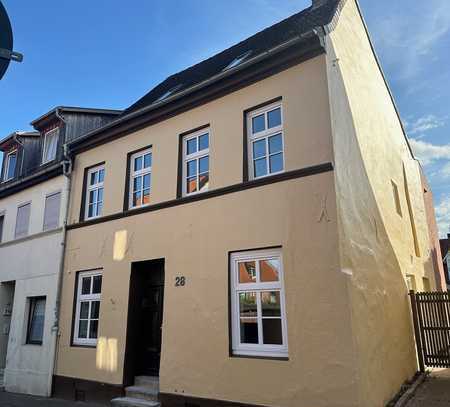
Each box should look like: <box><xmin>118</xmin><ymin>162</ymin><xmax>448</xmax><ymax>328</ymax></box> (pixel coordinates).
<box><xmin>122</xmin><ymin>0</ymin><xmax>341</xmax><ymax>116</ymax></box>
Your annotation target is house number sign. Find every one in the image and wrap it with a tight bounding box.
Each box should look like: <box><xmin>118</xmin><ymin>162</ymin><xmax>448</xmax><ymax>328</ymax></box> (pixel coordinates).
<box><xmin>175</xmin><ymin>276</ymin><xmax>186</xmax><ymax>287</ymax></box>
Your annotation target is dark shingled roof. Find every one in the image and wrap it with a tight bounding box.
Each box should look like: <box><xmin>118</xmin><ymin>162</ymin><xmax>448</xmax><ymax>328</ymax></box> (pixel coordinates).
<box><xmin>122</xmin><ymin>0</ymin><xmax>341</xmax><ymax>116</ymax></box>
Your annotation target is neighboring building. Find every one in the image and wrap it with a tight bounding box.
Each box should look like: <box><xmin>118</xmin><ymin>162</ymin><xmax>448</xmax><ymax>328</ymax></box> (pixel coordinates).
<box><xmin>439</xmin><ymin>234</ymin><xmax>450</xmax><ymax>290</ymax></box>
<box><xmin>0</xmin><ymin>107</ymin><xmax>120</xmax><ymax>396</ymax></box>
<box><xmin>52</xmin><ymin>1</ymin><xmax>443</xmax><ymax>407</ymax></box>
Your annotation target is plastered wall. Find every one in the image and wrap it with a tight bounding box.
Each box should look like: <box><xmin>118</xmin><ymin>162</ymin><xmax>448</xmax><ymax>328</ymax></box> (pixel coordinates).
<box><xmin>326</xmin><ymin>0</ymin><xmax>440</xmax><ymax>406</ymax></box>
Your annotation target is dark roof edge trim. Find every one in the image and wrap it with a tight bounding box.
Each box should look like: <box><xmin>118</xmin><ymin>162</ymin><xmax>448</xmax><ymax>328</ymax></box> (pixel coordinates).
<box><xmin>0</xmin><ymin>164</ymin><xmax>63</xmax><ymax>199</ymax></box>
<box><xmin>68</xmin><ymin>32</ymin><xmax>324</xmax><ymax>155</ymax></box>
<box><xmin>30</xmin><ymin>106</ymin><xmax>122</xmax><ymax>127</ymax></box>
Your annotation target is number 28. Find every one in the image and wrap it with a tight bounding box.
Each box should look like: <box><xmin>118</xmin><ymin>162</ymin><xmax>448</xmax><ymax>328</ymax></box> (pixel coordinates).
<box><xmin>175</xmin><ymin>276</ymin><xmax>186</xmax><ymax>287</ymax></box>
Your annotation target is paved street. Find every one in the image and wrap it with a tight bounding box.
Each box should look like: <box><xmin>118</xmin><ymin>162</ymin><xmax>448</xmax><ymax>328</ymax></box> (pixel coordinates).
<box><xmin>407</xmin><ymin>369</ymin><xmax>450</xmax><ymax>406</ymax></box>
<box><xmin>0</xmin><ymin>392</ymin><xmax>105</xmax><ymax>407</ymax></box>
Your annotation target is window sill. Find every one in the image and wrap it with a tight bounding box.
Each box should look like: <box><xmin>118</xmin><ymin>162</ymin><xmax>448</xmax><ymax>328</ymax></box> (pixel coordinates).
<box><xmin>24</xmin><ymin>342</ymin><xmax>43</xmax><ymax>346</ymax></box>
<box><xmin>231</xmin><ymin>352</ymin><xmax>289</xmax><ymax>361</ymax></box>
<box><xmin>71</xmin><ymin>342</ymin><xmax>97</xmax><ymax>349</ymax></box>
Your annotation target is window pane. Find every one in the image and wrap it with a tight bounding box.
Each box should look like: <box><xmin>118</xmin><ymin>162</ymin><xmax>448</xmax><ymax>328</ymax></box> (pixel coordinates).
<box><xmin>269</xmin><ymin>153</ymin><xmax>283</xmax><ymax>173</ymax></box>
<box><xmin>28</xmin><ymin>298</ymin><xmax>46</xmax><ymax>343</ymax></box>
<box><xmin>199</xmin><ymin>133</ymin><xmax>209</xmax><ymax>151</ymax></box>
<box><xmin>187</xmin><ymin>177</ymin><xmax>197</xmax><ymax>194</ymax></box>
<box><xmin>88</xmin><ymin>204</ymin><xmax>95</xmax><ymax>218</ymax></box>
<box><xmin>133</xmin><ymin>176</ymin><xmax>142</xmax><ymax>193</ymax></box>
<box><xmin>89</xmin><ymin>320</ymin><xmax>99</xmax><ymax>339</ymax></box>
<box><xmin>133</xmin><ymin>191</ymin><xmax>142</xmax><ymax>207</ymax></box>
<box><xmin>240</xmin><ymin>319</ymin><xmax>258</xmax><ymax>344</ymax></box>
<box><xmin>134</xmin><ymin>156</ymin><xmax>143</xmax><ymax>171</ymax></box>
<box><xmin>96</xmin><ymin>202</ymin><xmax>103</xmax><ymax>217</ymax></box>
<box><xmin>81</xmin><ymin>277</ymin><xmax>91</xmax><ymax>295</ymax></box>
<box><xmin>89</xmin><ymin>190</ymin><xmax>97</xmax><ymax>205</ymax></box>
<box><xmin>92</xmin><ymin>275</ymin><xmax>102</xmax><ymax>294</ymax></box>
<box><xmin>260</xmin><ymin>259</ymin><xmax>280</xmax><ymax>282</ymax></box>
<box><xmin>239</xmin><ymin>292</ymin><xmax>257</xmax><ymax>317</ymax></box>
<box><xmin>238</xmin><ymin>262</ymin><xmax>256</xmax><ymax>283</ymax></box>
<box><xmin>253</xmin><ymin>139</ymin><xmax>266</xmax><ymax>159</ymax></box>
<box><xmin>7</xmin><ymin>153</ymin><xmax>17</xmax><ymax>179</ymax></box>
<box><xmin>143</xmin><ymin>189</ymin><xmax>151</xmax><ymax>205</ymax></box>
<box><xmin>268</xmin><ymin>134</ymin><xmax>283</xmax><ymax>154</ymax></box>
<box><xmin>187</xmin><ymin>138</ymin><xmax>197</xmax><ymax>155</ymax></box>
<box><xmin>199</xmin><ymin>173</ymin><xmax>209</xmax><ymax>191</ymax></box>
<box><xmin>98</xmin><ymin>169</ymin><xmax>105</xmax><ymax>183</ymax></box>
<box><xmin>80</xmin><ymin>302</ymin><xmax>90</xmax><ymax>319</ymax></box>
<box><xmin>97</xmin><ymin>188</ymin><xmax>104</xmax><ymax>203</ymax></box>
<box><xmin>143</xmin><ymin>153</ymin><xmax>152</xmax><ymax>168</ymax></box>
<box><xmin>78</xmin><ymin>320</ymin><xmax>88</xmax><ymax>339</ymax></box>
<box><xmin>187</xmin><ymin>160</ymin><xmax>197</xmax><ymax>177</ymax></box>
<box><xmin>90</xmin><ymin>301</ymin><xmax>100</xmax><ymax>319</ymax></box>
<box><xmin>262</xmin><ymin>319</ymin><xmax>282</xmax><ymax>345</ymax></box>
<box><xmin>143</xmin><ymin>174</ymin><xmax>151</xmax><ymax>189</ymax></box>
<box><xmin>90</xmin><ymin>171</ymin><xmax>98</xmax><ymax>186</ymax></box>
<box><xmin>267</xmin><ymin>108</ymin><xmax>281</xmax><ymax>128</ymax></box>
<box><xmin>254</xmin><ymin>158</ymin><xmax>267</xmax><ymax>178</ymax></box>
<box><xmin>252</xmin><ymin>114</ymin><xmax>265</xmax><ymax>133</ymax></box>
<box><xmin>199</xmin><ymin>156</ymin><xmax>209</xmax><ymax>173</ymax></box>
<box><xmin>261</xmin><ymin>291</ymin><xmax>281</xmax><ymax>317</ymax></box>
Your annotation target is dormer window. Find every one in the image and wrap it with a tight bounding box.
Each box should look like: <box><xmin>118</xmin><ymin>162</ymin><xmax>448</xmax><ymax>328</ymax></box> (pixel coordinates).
<box><xmin>3</xmin><ymin>150</ymin><xmax>17</xmax><ymax>181</ymax></box>
<box><xmin>42</xmin><ymin>128</ymin><xmax>59</xmax><ymax>164</ymax></box>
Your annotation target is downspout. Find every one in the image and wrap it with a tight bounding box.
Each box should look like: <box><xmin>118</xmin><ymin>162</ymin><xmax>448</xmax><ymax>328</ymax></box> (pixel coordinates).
<box><xmin>47</xmin><ymin>109</ymin><xmax>72</xmax><ymax>397</ymax></box>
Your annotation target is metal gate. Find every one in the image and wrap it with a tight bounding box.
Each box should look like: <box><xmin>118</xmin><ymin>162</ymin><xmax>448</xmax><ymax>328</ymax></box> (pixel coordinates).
<box><xmin>410</xmin><ymin>291</ymin><xmax>450</xmax><ymax>371</ymax></box>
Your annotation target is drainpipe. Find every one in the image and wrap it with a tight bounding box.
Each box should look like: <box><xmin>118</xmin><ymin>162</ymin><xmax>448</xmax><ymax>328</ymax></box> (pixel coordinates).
<box><xmin>47</xmin><ymin>109</ymin><xmax>72</xmax><ymax>397</ymax></box>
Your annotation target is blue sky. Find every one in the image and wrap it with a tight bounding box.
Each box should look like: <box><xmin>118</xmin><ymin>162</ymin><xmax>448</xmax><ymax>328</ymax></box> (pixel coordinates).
<box><xmin>1</xmin><ymin>0</ymin><xmax>449</xmax><ymax>236</ymax></box>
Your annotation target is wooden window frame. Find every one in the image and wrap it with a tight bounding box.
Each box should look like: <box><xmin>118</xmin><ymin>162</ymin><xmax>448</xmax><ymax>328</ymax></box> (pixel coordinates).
<box><xmin>73</xmin><ymin>270</ymin><xmax>102</xmax><ymax>347</ymax></box>
<box><xmin>246</xmin><ymin>100</ymin><xmax>285</xmax><ymax>181</ymax></box>
<box><xmin>230</xmin><ymin>247</ymin><xmax>288</xmax><ymax>358</ymax></box>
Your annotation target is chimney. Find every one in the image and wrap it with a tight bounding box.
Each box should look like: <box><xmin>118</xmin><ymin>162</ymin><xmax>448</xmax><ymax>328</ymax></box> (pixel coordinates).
<box><xmin>311</xmin><ymin>0</ymin><xmax>328</xmax><ymax>8</ymax></box>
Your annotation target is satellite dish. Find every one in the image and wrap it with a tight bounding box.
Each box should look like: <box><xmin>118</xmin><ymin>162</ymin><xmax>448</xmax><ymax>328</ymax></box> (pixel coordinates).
<box><xmin>0</xmin><ymin>1</ymin><xmax>23</xmax><ymax>80</ymax></box>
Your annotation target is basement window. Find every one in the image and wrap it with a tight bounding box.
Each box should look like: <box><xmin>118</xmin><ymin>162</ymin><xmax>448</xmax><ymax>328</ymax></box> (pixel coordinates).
<box><xmin>73</xmin><ymin>270</ymin><xmax>102</xmax><ymax>346</ymax></box>
<box><xmin>230</xmin><ymin>248</ymin><xmax>288</xmax><ymax>358</ymax></box>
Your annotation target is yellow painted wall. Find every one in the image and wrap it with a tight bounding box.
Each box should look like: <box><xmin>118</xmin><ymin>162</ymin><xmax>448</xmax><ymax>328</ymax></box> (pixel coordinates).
<box><xmin>326</xmin><ymin>0</ymin><xmax>440</xmax><ymax>406</ymax></box>
<box><xmin>56</xmin><ymin>56</ymin><xmax>361</xmax><ymax>407</ymax></box>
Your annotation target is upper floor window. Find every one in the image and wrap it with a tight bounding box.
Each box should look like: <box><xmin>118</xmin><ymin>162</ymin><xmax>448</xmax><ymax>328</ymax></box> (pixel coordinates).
<box><xmin>42</xmin><ymin>128</ymin><xmax>59</xmax><ymax>164</ymax></box>
<box><xmin>247</xmin><ymin>102</ymin><xmax>284</xmax><ymax>180</ymax></box>
<box><xmin>230</xmin><ymin>248</ymin><xmax>288</xmax><ymax>358</ymax></box>
<box><xmin>182</xmin><ymin>128</ymin><xmax>209</xmax><ymax>196</ymax></box>
<box><xmin>74</xmin><ymin>270</ymin><xmax>102</xmax><ymax>346</ymax></box>
<box><xmin>4</xmin><ymin>150</ymin><xmax>17</xmax><ymax>181</ymax></box>
<box><xmin>129</xmin><ymin>148</ymin><xmax>152</xmax><ymax>209</ymax></box>
<box><xmin>43</xmin><ymin>191</ymin><xmax>61</xmax><ymax>231</ymax></box>
<box><xmin>15</xmin><ymin>202</ymin><xmax>31</xmax><ymax>239</ymax></box>
<box><xmin>85</xmin><ymin>165</ymin><xmax>104</xmax><ymax>220</ymax></box>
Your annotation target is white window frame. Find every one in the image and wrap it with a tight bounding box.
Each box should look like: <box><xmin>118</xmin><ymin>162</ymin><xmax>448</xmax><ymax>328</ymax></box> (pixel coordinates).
<box><xmin>230</xmin><ymin>248</ymin><xmax>288</xmax><ymax>358</ymax></box>
<box><xmin>42</xmin><ymin>190</ymin><xmax>62</xmax><ymax>231</ymax></box>
<box><xmin>85</xmin><ymin>165</ymin><xmax>105</xmax><ymax>220</ymax></box>
<box><xmin>128</xmin><ymin>148</ymin><xmax>152</xmax><ymax>210</ymax></box>
<box><xmin>247</xmin><ymin>102</ymin><xmax>285</xmax><ymax>180</ymax></box>
<box><xmin>42</xmin><ymin>128</ymin><xmax>59</xmax><ymax>164</ymax></box>
<box><xmin>14</xmin><ymin>201</ymin><xmax>31</xmax><ymax>239</ymax></box>
<box><xmin>182</xmin><ymin>128</ymin><xmax>210</xmax><ymax>197</ymax></box>
<box><xmin>74</xmin><ymin>270</ymin><xmax>102</xmax><ymax>346</ymax></box>
<box><xmin>4</xmin><ymin>149</ymin><xmax>17</xmax><ymax>182</ymax></box>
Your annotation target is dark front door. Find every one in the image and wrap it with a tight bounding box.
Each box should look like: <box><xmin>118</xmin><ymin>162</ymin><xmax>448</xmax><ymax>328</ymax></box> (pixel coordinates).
<box><xmin>123</xmin><ymin>259</ymin><xmax>165</xmax><ymax>384</ymax></box>
<box><xmin>138</xmin><ymin>283</ymin><xmax>164</xmax><ymax>376</ymax></box>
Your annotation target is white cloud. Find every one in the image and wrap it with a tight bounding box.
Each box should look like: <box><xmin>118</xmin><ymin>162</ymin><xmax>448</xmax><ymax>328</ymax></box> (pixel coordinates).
<box><xmin>406</xmin><ymin>114</ymin><xmax>446</xmax><ymax>135</ymax></box>
<box><xmin>409</xmin><ymin>138</ymin><xmax>450</xmax><ymax>166</ymax></box>
<box><xmin>435</xmin><ymin>197</ymin><xmax>450</xmax><ymax>237</ymax></box>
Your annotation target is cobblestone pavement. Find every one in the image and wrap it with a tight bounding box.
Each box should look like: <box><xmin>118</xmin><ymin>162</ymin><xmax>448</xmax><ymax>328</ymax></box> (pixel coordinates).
<box><xmin>0</xmin><ymin>392</ymin><xmax>105</xmax><ymax>407</ymax></box>
<box><xmin>407</xmin><ymin>369</ymin><xmax>450</xmax><ymax>406</ymax></box>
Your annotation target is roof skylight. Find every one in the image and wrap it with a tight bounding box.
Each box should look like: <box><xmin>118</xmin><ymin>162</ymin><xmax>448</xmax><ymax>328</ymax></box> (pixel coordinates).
<box><xmin>155</xmin><ymin>84</ymin><xmax>184</xmax><ymax>102</ymax></box>
<box><xmin>223</xmin><ymin>51</ymin><xmax>252</xmax><ymax>71</ymax></box>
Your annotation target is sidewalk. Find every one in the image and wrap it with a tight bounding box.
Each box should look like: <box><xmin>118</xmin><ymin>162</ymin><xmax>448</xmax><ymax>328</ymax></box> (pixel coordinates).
<box><xmin>0</xmin><ymin>392</ymin><xmax>105</xmax><ymax>407</ymax></box>
<box><xmin>407</xmin><ymin>368</ymin><xmax>450</xmax><ymax>406</ymax></box>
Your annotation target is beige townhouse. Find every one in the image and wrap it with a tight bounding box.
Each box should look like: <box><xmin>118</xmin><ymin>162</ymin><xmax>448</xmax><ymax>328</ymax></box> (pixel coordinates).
<box><xmin>52</xmin><ymin>1</ymin><xmax>445</xmax><ymax>406</ymax></box>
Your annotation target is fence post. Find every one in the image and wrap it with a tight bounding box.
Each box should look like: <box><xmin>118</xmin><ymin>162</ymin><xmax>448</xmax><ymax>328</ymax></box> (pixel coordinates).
<box><xmin>410</xmin><ymin>290</ymin><xmax>425</xmax><ymax>372</ymax></box>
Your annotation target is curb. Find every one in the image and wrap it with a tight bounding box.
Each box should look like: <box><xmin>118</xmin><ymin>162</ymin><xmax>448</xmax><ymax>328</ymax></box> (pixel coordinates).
<box><xmin>393</xmin><ymin>372</ymin><xmax>427</xmax><ymax>407</ymax></box>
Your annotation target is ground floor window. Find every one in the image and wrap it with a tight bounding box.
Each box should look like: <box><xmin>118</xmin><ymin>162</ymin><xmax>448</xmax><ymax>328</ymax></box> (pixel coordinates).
<box><xmin>74</xmin><ymin>270</ymin><xmax>102</xmax><ymax>346</ymax></box>
<box><xmin>26</xmin><ymin>296</ymin><xmax>46</xmax><ymax>345</ymax></box>
<box><xmin>230</xmin><ymin>248</ymin><xmax>288</xmax><ymax>357</ymax></box>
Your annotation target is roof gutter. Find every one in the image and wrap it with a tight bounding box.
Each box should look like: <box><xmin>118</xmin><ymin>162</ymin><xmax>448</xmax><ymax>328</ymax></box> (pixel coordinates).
<box><xmin>68</xmin><ymin>29</ymin><xmax>321</xmax><ymax>153</ymax></box>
